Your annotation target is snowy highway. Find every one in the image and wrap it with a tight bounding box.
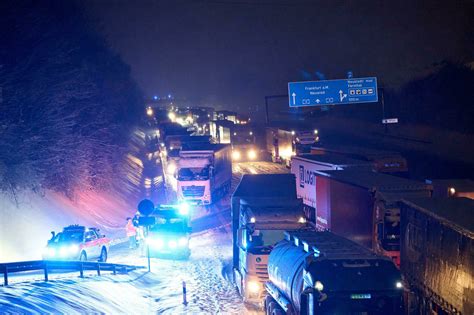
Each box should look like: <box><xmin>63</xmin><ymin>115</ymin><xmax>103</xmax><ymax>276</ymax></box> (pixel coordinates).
<box><xmin>0</xmin><ymin>161</ymin><xmax>288</xmax><ymax>314</ymax></box>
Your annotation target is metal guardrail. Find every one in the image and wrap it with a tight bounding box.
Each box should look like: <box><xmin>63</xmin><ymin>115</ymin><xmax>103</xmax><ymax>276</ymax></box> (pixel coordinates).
<box><xmin>0</xmin><ymin>260</ymin><xmax>145</xmax><ymax>286</ymax></box>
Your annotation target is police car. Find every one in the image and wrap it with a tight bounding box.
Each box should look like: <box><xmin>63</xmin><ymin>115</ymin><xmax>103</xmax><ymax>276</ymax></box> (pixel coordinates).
<box><xmin>43</xmin><ymin>225</ymin><xmax>111</xmax><ymax>262</ymax></box>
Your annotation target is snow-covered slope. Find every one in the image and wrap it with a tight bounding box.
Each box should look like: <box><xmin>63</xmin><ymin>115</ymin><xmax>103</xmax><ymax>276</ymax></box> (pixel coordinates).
<box><xmin>0</xmin><ymin>190</ymin><xmax>135</xmax><ymax>263</ymax></box>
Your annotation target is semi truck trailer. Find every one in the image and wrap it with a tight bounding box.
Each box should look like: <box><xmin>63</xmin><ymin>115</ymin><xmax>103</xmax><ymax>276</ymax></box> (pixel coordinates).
<box><xmin>177</xmin><ymin>143</ymin><xmax>232</xmax><ymax>205</ymax></box>
<box><xmin>291</xmin><ymin>168</ymin><xmax>432</xmax><ymax>266</ymax></box>
<box><xmin>265</xmin><ymin>230</ymin><xmax>404</xmax><ymax>314</ymax></box>
<box><xmin>291</xmin><ymin>154</ymin><xmax>371</xmax><ymax>220</ymax></box>
<box><xmin>232</xmin><ymin>174</ymin><xmax>307</xmax><ymax>303</ymax></box>
<box><xmin>266</xmin><ymin>124</ymin><xmax>319</xmax><ymax>167</ymax></box>
<box><xmin>311</xmin><ymin>144</ymin><xmax>408</xmax><ymax>175</ymax></box>
<box><xmin>400</xmin><ymin>197</ymin><xmax>474</xmax><ymax>314</ymax></box>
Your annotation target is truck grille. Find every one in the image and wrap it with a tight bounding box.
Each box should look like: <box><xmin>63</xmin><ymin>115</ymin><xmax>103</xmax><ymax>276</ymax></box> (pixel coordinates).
<box><xmin>182</xmin><ymin>185</ymin><xmax>205</xmax><ymax>197</ymax></box>
<box><xmin>255</xmin><ymin>263</ymin><xmax>269</xmax><ymax>282</ymax></box>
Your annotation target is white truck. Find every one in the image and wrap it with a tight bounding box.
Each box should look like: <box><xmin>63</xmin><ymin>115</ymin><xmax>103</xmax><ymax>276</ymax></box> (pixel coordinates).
<box><xmin>232</xmin><ymin>174</ymin><xmax>307</xmax><ymax>303</ymax></box>
<box><xmin>177</xmin><ymin>143</ymin><xmax>232</xmax><ymax>205</ymax></box>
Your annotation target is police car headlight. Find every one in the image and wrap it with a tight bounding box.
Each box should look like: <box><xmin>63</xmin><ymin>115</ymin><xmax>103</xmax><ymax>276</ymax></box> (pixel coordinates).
<box><xmin>178</xmin><ymin>237</ymin><xmax>188</xmax><ymax>247</ymax></box>
<box><xmin>69</xmin><ymin>244</ymin><xmax>79</xmax><ymax>253</ymax></box>
<box><xmin>178</xmin><ymin>202</ymin><xmax>190</xmax><ymax>216</ymax></box>
<box><xmin>59</xmin><ymin>246</ymin><xmax>69</xmax><ymax>257</ymax></box>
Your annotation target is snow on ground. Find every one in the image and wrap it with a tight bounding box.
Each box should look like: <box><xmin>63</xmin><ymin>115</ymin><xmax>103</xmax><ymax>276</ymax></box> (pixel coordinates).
<box><xmin>1</xmin><ymin>228</ymin><xmax>262</xmax><ymax>314</ymax></box>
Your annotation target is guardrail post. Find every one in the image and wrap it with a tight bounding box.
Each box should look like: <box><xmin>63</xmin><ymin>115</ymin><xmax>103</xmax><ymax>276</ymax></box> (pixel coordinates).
<box><xmin>3</xmin><ymin>266</ymin><xmax>8</xmax><ymax>286</ymax></box>
<box><xmin>44</xmin><ymin>263</ymin><xmax>49</xmax><ymax>282</ymax></box>
<box><xmin>97</xmin><ymin>264</ymin><xmax>101</xmax><ymax>276</ymax></box>
<box><xmin>79</xmin><ymin>263</ymin><xmax>84</xmax><ymax>278</ymax></box>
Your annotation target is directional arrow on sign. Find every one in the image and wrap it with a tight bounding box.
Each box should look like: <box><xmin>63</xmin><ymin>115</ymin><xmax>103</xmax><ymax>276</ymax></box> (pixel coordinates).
<box><xmin>292</xmin><ymin>93</ymin><xmax>296</xmax><ymax>105</ymax></box>
<box><xmin>339</xmin><ymin>90</ymin><xmax>347</xmax><ymax>102</ymax></box>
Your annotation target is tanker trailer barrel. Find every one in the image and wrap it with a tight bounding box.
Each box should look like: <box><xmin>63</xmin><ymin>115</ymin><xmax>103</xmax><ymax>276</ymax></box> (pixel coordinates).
<box><xmin>267</xmin><ymin>237</ymin><xmax>312</xmax><ymax>313</ymax></box>
<box><xmin>265</xmin><ymin>231</ymin><xmax>404</xmax><ymax>315</ymax></box>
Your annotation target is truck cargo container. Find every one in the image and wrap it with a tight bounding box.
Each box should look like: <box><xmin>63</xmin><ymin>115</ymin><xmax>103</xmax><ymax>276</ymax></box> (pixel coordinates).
<box><xmin>265</xmin><ymin>230</ymin><xmax>403</xmax><ymax>314</ymax></box>
<box><xmin>425</xmin><ymin>178</ymin><xmax>474</xmax><ymax>199</ymax></box>
<box><xmin>291</xmin><ymin>154</ymin><xmax>372</xmax><ymax>221</ymax></box>
<box><xmin>177</xmin><ymin>143</ymin><xmax>232</xmax><ymax>205</ymax></box>
<box><xmin>311</xmin><ymin>144</ymin><xmax>408</xmax><ymax>174</ymax></box>
<box><xmin>400</xmin><ymin>197</ymin><xmax>474</xmax><ymax>315</ymax></box>
<box><xmin>266</xmin><ymin>124</ymin><xmax>319</xmax><ymax>167</ymax></box>
<box><xmin>231</xmin><ymin>174</ymin><xmax>307</xmax><ymax>303</ymax></box>
<box><xmin>301</xmin><ymin>169</ymin><xmax>432</xmax><ymax>266</ymax></box>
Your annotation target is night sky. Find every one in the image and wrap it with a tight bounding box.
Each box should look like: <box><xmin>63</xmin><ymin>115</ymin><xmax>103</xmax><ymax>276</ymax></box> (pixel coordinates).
<box><xmin>84</xmin><ymin>0</ymin><xmax>473</xmax><ymax>111</ymax></box>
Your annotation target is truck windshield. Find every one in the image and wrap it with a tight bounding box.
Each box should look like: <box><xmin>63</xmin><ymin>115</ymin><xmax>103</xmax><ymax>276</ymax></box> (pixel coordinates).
<box><xmin>248</xmin><ymin>229</ymin><xmax>285</xmax><ymax>248</ymax></box>
<box><xmin>178</xmin><ymin>167</ymin><xmax>209</xmax><ymax>180</ymax></box>
<box><xmin>233</xmin><ymin>135</ymin><xmax>254</xmax><ymax>145</ymax></box>
<box><xmin>150</xmin><ymin>221</ymin><xmax>187</xmax><ymax>233</ymax></box>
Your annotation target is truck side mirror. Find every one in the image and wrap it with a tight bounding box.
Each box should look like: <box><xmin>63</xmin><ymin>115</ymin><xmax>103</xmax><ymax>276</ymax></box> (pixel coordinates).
<box><xmin>50</xmin><ymin>231</ymin><xmax>56</xmax><ymax>240</ymax></box>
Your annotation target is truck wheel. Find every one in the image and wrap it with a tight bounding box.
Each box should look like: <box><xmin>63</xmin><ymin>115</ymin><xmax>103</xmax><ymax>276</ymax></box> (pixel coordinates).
<box><xmin>79</xmin><ymin>251</ymin><xmax>87</xmax><ymax>262</ymax></box>
<box><xmin>99</xmin><ymin>247</ymin><xmax>107</xmax><ymax>262</ymax></box>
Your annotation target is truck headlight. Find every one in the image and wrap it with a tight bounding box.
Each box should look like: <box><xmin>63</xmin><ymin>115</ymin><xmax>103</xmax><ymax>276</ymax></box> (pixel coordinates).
<box><xmin>247</xmin><ymin>280</ymin><xmax>261</xmax><ymax>294</ymax></box>
<box><xmin>147</xmin><ymin>237</ymin><xmax>164</xmax><ymax>248</ymax></box>
<box><xmin>167</xmin><ymin>163</ymin><xmax>176</xmax><ymax>175</ymax></box>
<box><xmin>298</xmin><ymin>216</ymin><xmax>306</xmax><ymax>224</ymax></box>
<box><xmin>232</xmin><ymin>151</ymin><xmax>241</xmax><ymax>161</ymax></box>
<box><xmin>247</xmin><ymin>150</ymin><xmax>257</xmax><ymax>160</ymax></box>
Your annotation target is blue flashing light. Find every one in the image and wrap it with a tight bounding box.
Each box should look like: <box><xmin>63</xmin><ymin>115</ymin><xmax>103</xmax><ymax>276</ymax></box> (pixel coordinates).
<box><xmin>168</xmin><ymin>94</ymin><xmax>172</xmax><ymax>99</ymax></box>
<box><xmin>153</xmin><ymin>95</ymin><xmax>158</xmax><ymax>100</ymax></box>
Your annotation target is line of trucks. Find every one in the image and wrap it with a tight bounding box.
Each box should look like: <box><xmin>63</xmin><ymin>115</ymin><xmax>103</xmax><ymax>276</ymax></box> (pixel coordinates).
<box><xmin>231</xmin><ymin>171</ymin><xmax>473</xmax><ymax>314</ymax></box>
<box><xmin>159</xmin><ymin>122</ymin><xmax>232</xmax><ymax>205</ymax></box>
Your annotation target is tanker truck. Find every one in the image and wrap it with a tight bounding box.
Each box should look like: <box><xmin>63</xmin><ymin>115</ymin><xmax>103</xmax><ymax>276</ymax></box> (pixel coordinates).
<box><xmin>265</xmin><ymin>230</ymin><xmax>404</xmax><ymax>314</ymax></box>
